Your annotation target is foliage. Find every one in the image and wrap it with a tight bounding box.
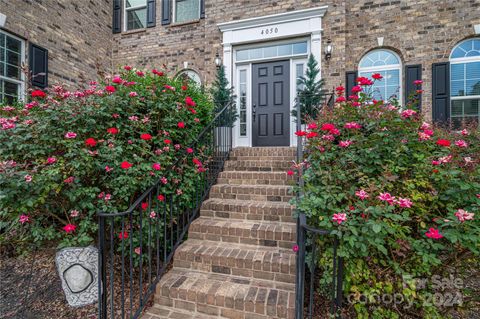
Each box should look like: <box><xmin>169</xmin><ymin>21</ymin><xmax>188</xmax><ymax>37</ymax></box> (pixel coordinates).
<box><xmin>211</xmin><ymin>65</ymin><xmax>237</xmax><ymax>127</ymax></box>
<box><xmin>292</xmin><ymin>54</ymin><xmax>327</xmax><ymax>123</ymax></box>
<box><xmin>294</xmin><ymin>77</ymin><xmax>480</xmax><ymax>318</ymax></box>
<box><xmin>0</xmin><ymin>67</ymin><xmax>214</xmax><ymax>251</ymax></box>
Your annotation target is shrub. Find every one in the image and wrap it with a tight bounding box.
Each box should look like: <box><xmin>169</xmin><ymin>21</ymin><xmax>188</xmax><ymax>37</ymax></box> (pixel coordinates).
<box><xmin>294</xmin><ymin>77</ymin><xmax>480</xmax><ymax>318</ymax></box>
<box><xmin>0</xmin><ymin>67</ymin><xmax>214</xmax><ymax>251</ymax></box>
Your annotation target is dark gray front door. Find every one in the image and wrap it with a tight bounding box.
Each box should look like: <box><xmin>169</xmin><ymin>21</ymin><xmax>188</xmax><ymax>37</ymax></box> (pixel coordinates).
<box><xmin>252</xmin><ymin>60</ymin><xmax>290</xmax><ymax>146</ymax></box>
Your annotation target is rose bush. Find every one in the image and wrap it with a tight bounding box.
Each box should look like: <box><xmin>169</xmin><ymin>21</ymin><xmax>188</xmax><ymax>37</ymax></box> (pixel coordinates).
<box><xmin>0</xmin><ymin>67</ymin><xmax>213</xmax><ymax>251</ymax></box>
<box><xmin>294</xmin><ymin>77</ymin><xmax>480</xmax><ymax>318</ymax></box>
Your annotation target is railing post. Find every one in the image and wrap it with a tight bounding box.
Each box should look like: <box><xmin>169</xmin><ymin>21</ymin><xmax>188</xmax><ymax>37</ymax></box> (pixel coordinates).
<box><xmin>98</xmin><ymin>215</ymin><xmax>107</xmax><ymax>319</ymax></box>
<box><xmin>295</xmin><ymin>214</ymin><xmax>307</xmax><ymax>319</ymax></box>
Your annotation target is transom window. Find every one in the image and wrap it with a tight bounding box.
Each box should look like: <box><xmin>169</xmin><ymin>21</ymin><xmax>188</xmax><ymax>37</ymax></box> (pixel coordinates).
<box><xmin>236</xmin><ymin>41</ymin><xmax>308</xmax><ymax>62</ymax></box>
<box><xmin>449</xmin><ymin>38</ymin><xmax>480</xmax><ymax>128</ymax></box>
<box><xmin>0</xmin><ymin>31</ymin><xmax>24</xmax><ymax>104</ymax></box>
<box><xmin>124</xmin><ymin>0</ymin><xmax>147</xmax><ymax>31</ymax></box>
<box><xmin>358</xmin><ymin>49</ymin><xmax>402</xmax><ymax>102</ymax></box>
<box><xmin>174</xmin><ymin>0</ymin><xmax>200</xmax><ymax>23</ymax></box>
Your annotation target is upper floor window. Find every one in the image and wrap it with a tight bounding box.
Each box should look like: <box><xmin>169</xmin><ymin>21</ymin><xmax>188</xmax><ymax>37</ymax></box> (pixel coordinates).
<box><xmin>0</xmin><ymin>31</ymin><xmax>25</xmax><ymax>104</ymax></box>
<box><xmin>174</xmin><ymin>0</ymin><xmax>200</xmax><ymax>23</ymax></box>
<box><xmin>358</xmin><ymin>49</ymin><xmax>402</xmax><ymax>102</ymax></box>
<box><xmin>125</xmin><ymin>0</ymin><xmax>147</xmax><ymax>31</ymax></box>
<box><xmin>449</xmin><ymin>38</ymin><xmax>480</xmax><ymax>128</ymax></box>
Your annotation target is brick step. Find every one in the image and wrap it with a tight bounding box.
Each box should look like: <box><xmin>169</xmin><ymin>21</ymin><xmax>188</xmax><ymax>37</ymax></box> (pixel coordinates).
<box><xmin>217</xmin><ymin>171</ymin><xmax>296</xmax><ymax>186</ymax></box>
<box><xmin>143</xmin><ymin>304</ymin><xmax>227</xmax><ymax>319</ymax></box>
<box><xmin>231</xmin><ymin>147</ymin><xmax>296</xmax><ymax>158</ymax></box>
<box><xmin>155</xmin><ymin>269</ymin><xmax>295</xmax><ymax>319</ymax></box>
<box><xmin>189</xmin><ymin>217</ymin><xmax>296</xmax><ymax>249</ymax></box>
<box><xmin>228</xmin><ymin>155</ymin><xmax>295</xmax><ymax>162</ymax></box>
<box><xmin>209</xmin><ymin>184</ymin><xmax>293</xmax><ymax>202</ymax></box>
<box><xmin>200</xmin><ymin>198</ymin><xmax>295</xmax><ymax>223</ymax></box>
<box><xmin>224</xmin><ymin>160</ymin><xmax>291</xmax><ymax>172</ymax></box>
<box><xmin>173</xmin><ymin>240</ymin><xmax>296</xmax><ymax>284</ymax></box>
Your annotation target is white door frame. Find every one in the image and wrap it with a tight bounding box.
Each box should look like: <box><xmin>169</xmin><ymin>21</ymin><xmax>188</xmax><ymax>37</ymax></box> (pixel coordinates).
<box><xmin>218</xmin><ymin>6</ymin><xmax>328</xmax><ymax>147</ymax></box>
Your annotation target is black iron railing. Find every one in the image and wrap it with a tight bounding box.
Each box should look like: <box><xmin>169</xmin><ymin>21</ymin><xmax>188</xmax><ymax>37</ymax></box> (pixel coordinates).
<box><xmin>294</xmin><ymin>97</ymin><xmax>344</xmax><ymax>319</ymax></box>
<box><xmin>97</xmin><ymin>102</ymin><xmax>234</xmax><ymax>319</ymax></box>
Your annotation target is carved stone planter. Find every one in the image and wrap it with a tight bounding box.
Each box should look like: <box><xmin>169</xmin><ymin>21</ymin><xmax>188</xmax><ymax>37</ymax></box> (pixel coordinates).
<box><xmin>55</xmin><ymin>246</ymin><xmax>98</xmax><ymax>307</ymax></box>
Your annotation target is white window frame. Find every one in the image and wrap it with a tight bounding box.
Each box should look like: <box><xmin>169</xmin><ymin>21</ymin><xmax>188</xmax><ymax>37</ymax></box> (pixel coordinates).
<box><xmin>0</xmin><ymin>30</ymin><xmax>25</xmax><ymax>103</ymax></box>
<box><xmin>449</xmin><ymin>38</ymin><xmax>480</xmax><ymax>124</ymax></box>
<box><xmin>123</xmin><ymin>0</ymin><xmax>147</xmax><ymax>31</ymax></box>
<box><xmin>358</xmin><ymin>49</ymin><xmax>402</xmax><ymax>104</ymax></box>
<box><xmin>173</xmin><ymin>0</ymin><xmax>201</xmax><ymax>24</ymax></box>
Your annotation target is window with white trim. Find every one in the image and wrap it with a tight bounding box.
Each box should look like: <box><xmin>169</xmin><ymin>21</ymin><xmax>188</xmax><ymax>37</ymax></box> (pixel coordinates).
<box><xmin>177</xmin><ymin>69</ymin><xmax>202</xmax><ymax>87</ymax></box>
<box><xmin>449</xmin><ymin>38</ymin><xmax>480</xmax><ymax>128</ymax></box>
<box><xmin>124</xmin><ymin>0</ymin><xmax>147</xmax><ymax>31</ymax></box>
<box><xmin>358</xmin><ymin>49</ymin><xmax>402</xmax><ymax>102</ymax></box>
<box><xmin>174</xmin><ymin>0</ymin><xmax>200</xmax><ymax>23</ymax></box>
<box><xmin>0</xmin><ymin>31</ymin><xmax>24</xmax><ymax>104</ymax></box>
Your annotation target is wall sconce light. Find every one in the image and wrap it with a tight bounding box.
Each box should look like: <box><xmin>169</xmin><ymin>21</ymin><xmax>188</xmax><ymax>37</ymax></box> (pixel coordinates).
<box><xmin>0</xmin><ymin>13</ymin><xmax>6</xmax><ymax>28</ymax></box>
<box><xmin>324</xmin><ymin>39</ymin><xmax>333</xmax><ymax>61</ymax></box>
<box><xmin>214</xmin><ymin>51</ymin><xmax>222</xmax><ymax>68</ymax></box>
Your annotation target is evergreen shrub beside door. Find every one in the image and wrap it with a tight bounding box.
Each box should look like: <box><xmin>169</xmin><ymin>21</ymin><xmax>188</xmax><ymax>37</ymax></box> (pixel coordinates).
<box><xmin>294</xmin><ymin>77</ymin><xmax>479</xmax><ymax>318</ymax></box>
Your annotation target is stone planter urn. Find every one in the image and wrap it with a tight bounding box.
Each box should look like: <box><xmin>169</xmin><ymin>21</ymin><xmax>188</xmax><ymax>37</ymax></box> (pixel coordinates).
<box><xmin>55</xmin><ymin>246</ymin><xmax>99</xmax><ymax>307</ymax></box>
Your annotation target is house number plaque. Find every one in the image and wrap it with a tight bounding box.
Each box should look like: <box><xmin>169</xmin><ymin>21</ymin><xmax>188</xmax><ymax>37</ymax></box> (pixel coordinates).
<box><xmin>260</xmin><ymin>27</ymin><xmax>279</xmax><ymax>35</ymax></box>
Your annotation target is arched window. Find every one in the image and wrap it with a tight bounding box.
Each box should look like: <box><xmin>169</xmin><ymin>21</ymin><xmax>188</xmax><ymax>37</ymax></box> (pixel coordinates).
<box><xmin>358</xmin><ymin>49</ymin><xmax>402</xmax><ymax>102</ymax></box>
<box><xmin>177</xmin><ymin>69</ymin><xmax>202</xmax><ymax>87</ymax></box>
<box><xmin>449</xmin><ymin>38</ymin><xmax>480</xmax><ymax>128</ymax></box>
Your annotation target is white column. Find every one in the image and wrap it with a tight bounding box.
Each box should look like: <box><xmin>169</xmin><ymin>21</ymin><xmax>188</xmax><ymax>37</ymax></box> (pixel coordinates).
<box><xmin>222</xmin><ymin>44</ymin><xmax>233</xmax><ymax>86</ymax></box>
<box><xmin>310</xmin><ymin>29</ymin><xmax>322</xmax><ymax>80</ymax></box>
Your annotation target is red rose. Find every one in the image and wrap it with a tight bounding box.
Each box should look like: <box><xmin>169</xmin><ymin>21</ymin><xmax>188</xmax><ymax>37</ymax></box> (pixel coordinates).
<box><xmin>306</xmin><ymin>132</ymin><xmax>318</xmax><ymax>139</ymax></box>
<box><xmin>177</xmin><ymin>122</ymin><xmax>185</xmax><ymax>129</ymax></box>
<box><xmin>121</xmin><ymin>161</ymin><xmax>133</xmax><ymax>169</ymax></box>
<box><xmin>185</xmin><ymin>97</ymin><xmax>196</xmax><ymax>107</ymax></box>
<box><xmin>295</xmin><ymin>130</ymin><xmax>307</xmax><ymax>137</ymax></box>
<box><xmin>107</xmin><ymin>127</ymin><xmax>119</xmax><ymax>134</ymax></box>
<box><xmin>287</xmin><ymin>170</ymin><xmax>294</xmax><ymax>176</ymax></box>
<box><xmin>141</xmin><ymin>202</ymin><xmax>149</xmax><ymax>210</ymax></box>
<box><xmin>436</xmin><ymin>139</ymin><xmax>451</xmax><ymax>147</ymax></box>
<box><xmin>136</xmin><ymin>71</ymin><xmax>144</xmax><ymax>77</ymax></box>
<box><xmin>321</xmin><ymin>123</ymin><xmax>336</xmax><ymax>131</ymax></box>
<box><xmin>181</xmin><ymin>85</ymin><xmax>187</xmax><ymax>91</ymax></box>
<box><xmin>112</xmin><ymin>77</ymin><xmax>122</xmax><ymax>84</ymax></box>
<box><xmin>164</xmin><ymin>139</ymin><xmax>171</xmax><ymax>144</ymax></box>
<box><xmin>85</xmin><ymin>138</ymin><xmax>97</xmax><ymax>147</ymax></box>
<box><xmin>105</xmin><ymin>86</ymin><xmax>116</xmax><ymax>93</ymax></box>
<box><xmin>63</xmin><ymin>224</ymin><xmax>76</xmax><ymax>233</ymax></box>
<box><xmin>124</xmin><ymin>65</ymin><xmax>132</xmax><ymax>71</ymax></box>
<box><xmin>372</xmin><ymin>73</ymin><xmax>383</xmax><ymax>80</ymax></box>
<box><xmin>118</xmin><ymin>231</ymin><xmax>129</xmax><ymax>239</ymax></box>
<box><xmin>157</xmin><ymin>195</ymin><xmax>165</xmax><ymax>201</ymax></box>
<box><xmin>31</xmin><ymin>90</ymin><xmax>46</xmax><ymax>98</ymax></box>
<box><xmin>141</xmin><ymin>133</ymin><xmax>152</xmax><ymax>140</ymax></box>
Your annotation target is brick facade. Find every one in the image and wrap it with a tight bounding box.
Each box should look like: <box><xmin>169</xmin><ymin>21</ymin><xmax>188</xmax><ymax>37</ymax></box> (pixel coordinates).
<box><xmin>1</xmin><ymin>0</ymin><xmax>113</xmax><ymax>88</ymax></box>
<box><xmin>3</xmin><ymin>0</ymin><xmax>479</xmax><ymax>117</ymax></box>
<box><xmin>112</xmin><ymin>0</ymin><xmax>480</xmax><ymax>119</ymax></box>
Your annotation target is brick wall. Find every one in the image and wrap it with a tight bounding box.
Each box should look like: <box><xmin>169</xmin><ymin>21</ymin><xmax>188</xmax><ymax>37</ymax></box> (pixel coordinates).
<box><xmin>1</xmin><ymin>0</ymin><xmax>113</xmax><ymax>88</ymax></box>
<box><xmin>113</xmin><ymin>0</ymin><xmax>479</xmax><ymax>119</ymax></box>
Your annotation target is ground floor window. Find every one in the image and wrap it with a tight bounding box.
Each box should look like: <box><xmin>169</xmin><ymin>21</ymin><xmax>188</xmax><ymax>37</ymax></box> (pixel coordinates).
<box><xmin>450</xmin><ymin>38</ymin><xmax>480</xmax><ymax>128</ymax></box>
<box><xmin>0</xmin><ymin>31</ymin><xmax>24</xmax><ymax>104</ymax></box>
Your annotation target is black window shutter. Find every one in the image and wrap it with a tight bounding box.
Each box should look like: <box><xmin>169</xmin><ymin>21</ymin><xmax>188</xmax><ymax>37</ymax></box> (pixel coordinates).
<box><xmin>113</xmin><ymin>0</ymin><xmax>121</xmax><ymax>33</ymax></box>
<box><xmin>147</xmin><ymin>0</ymin><xmax>156</xmax><ymax>27</ymax></box>
<box><xmin>161</xmin><ymin>0</ymin><xmax>171</xmax><ymax>25</ymax></box>
<box><xmin>345</xmin><ymin>71</ymin><xmax>358</xmax><ymax>98</ymax></box>
<box><xmin>432</xmin><ymin>62</ymin><xmax>450</xmax><ymax>123</ymax></box>
<box><xmin>200</xmin><ymin>0</ymin><xmax>205</xmax><ymax>19</ymax></box>
<box><xmin>405</xmin><ymin>64</ymin><xmax>422</xmax><ymax>109</ymax></box>
<box><xmin>29</xmin><ymin>44</ymin><xmax>48</xmax><ymax>88</ymax></box>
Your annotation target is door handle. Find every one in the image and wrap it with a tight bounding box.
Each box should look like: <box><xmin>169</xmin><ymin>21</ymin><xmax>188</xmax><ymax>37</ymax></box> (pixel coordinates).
<box><xmin>252</xmin><ymin>104</ymin><xmax>256</xmax><ymax>122</ymax></box>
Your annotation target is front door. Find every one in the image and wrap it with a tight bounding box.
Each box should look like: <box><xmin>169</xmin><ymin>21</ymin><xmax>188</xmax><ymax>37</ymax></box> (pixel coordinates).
<box><xmin>252</xmin><ymin>60</ymin><xmax>290</xmax><ymax>146</ymax></box>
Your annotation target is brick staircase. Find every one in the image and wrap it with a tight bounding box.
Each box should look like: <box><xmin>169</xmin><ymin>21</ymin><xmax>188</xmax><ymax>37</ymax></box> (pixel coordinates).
<box><xmin>143</xmin><ymin>147</ymin><xmax>297</xmax><ymax>319</ymax></box>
